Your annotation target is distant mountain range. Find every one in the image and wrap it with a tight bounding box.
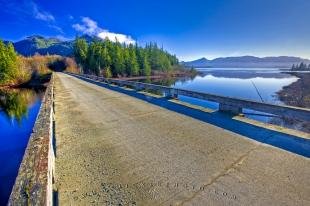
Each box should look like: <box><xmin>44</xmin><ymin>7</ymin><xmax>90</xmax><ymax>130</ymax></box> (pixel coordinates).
<box><xmin>4</xmin><ymin>35</ymin><xmax>310</xmax><ymax>68</ymax></box>
<box><xmin>182</xmin><ymin>56</ymin><xmax>310</xmax><ymax>68</ymax></box>
<box><xmin>4</xmin><ymin>35</ymin><xmax>100</xmax><ymax>57</ymax></box>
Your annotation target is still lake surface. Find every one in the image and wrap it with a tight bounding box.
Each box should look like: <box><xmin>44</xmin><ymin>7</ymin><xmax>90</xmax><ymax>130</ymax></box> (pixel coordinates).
<box><xmin>0</xmin><ymin>89</ymin><xmax>43</xmax><ymax>205</ymax></box>
<box><xmin>142</xmin><ymin>68</ymin><xmax>299</xmax><ymax>124</ymax></box>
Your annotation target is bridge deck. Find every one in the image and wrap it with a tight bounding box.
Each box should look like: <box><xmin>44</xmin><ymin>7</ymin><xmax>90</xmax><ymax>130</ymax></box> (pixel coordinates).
<box><xmin>54</xmin><ymin>72</ymin><xmax>310</xmax><ymax>206</ymax></box>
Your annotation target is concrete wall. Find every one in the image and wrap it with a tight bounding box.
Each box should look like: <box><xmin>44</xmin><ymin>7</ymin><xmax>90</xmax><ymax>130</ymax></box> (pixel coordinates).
<box><xmin>8</xmin><ymin>74</ymin><xmax>55</xmax><ymax>206</ymax></box>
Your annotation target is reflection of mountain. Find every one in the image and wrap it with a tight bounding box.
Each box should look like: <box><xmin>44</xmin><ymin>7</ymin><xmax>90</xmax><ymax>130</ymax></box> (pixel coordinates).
<box><xmin>198</xmin><ymin>70</ymin><xmax>294</xmax><ymax>79</ymax></box>
<box><xmin>0</xmin><ymin>89</ymin><xmax>41</xmax><ymax>121</ymax></box>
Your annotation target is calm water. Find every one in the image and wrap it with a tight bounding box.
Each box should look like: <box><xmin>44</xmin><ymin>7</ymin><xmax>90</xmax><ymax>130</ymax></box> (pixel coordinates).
<box><xmin>0</xmin><ymin>89</ymin><xmax>43</xmax><ymax>205</ymax></box>
<box><xmin>143</xmin><ymin>68</ymin><xmax>300</xmax><ymax>126</ymax></box>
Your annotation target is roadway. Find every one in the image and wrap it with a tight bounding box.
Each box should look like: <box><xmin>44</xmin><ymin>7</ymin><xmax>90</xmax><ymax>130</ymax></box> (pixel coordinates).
<box><xmin>54</xmin><ymin>72</ymin><xmax>310</xmax><ymax>206</ymax></box>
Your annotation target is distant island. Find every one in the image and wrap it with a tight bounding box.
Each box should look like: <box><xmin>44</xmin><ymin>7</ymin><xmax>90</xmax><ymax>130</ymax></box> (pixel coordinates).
<box><xmin>182</xmin><ymin>56</ymin><xmax>310</xmax><ymax>68</ymax></box>
<box><xmin>291</xmin><ymin>62</ymin><xmax>310</xmax><ymax>71</ymax></box>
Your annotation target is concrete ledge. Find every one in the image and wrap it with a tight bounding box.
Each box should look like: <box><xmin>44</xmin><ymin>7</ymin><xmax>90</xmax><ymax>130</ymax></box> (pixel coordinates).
<box><xmin>8</xmin><ymin>74</ymin><xmax>55</xmax><ymax>206</ymax></box>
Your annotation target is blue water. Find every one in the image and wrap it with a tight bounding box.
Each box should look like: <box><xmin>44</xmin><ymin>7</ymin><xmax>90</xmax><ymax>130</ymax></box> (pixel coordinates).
<box><xmin>145</xmin><ymin>68</ymin><xmax>300</xmax><ymax>126</ymax></box>
<box><xmin>0</xmin><ymin>92</ymin><xmax>42</xmax><ymax>205</ymax></box>
<box><xmin>175</xmin><ymin>68</ymin><xmax>298</xmax><ymax>103</ymax></box>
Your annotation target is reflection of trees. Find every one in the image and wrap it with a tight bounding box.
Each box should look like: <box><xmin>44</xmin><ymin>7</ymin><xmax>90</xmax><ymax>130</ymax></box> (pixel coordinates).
<box><xmin>0</xmin><ymin>89</ymin><xmax>37</xmax><ymax>122</ymax></box>
<box><xmin>149</xmin><ymin>77</ymin><xmax>179</xmax><ymax>86</ymax></box>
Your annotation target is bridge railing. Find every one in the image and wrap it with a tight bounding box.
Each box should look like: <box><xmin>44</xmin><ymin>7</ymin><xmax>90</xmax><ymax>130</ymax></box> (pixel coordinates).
<box><xmin>68</xmin><ymin>73</ymin><xmax>310</xmax><ymax>122</ymax></box>
<box><xmin>9</xmin><ymin>74</ymin><xmax>55</xmax><ymax>206</ymax></box>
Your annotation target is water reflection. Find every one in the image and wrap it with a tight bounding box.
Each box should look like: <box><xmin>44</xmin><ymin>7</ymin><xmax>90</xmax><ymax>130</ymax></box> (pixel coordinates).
<box><xmin>140</xmin><ymin>69</ymin><xmax>298</xmax><ymax>104</ymax></box>
<box><xmin>197</xmin><ymin>68</ymin><xmax>293</xmax><ymax>79</ymax></box>
<box><xmin>0</xmin><ymin>89</ymin><xmax>42</xmax><ymax>122</ymax></box>
<box><xmin>136</xmin><ymin>69</ymin><xmax>308</xmax><ymax>132</ymax></box>
<box><xmin>0</xmin><ymin>88</ymin><xmax>43</xmax><ymax>205</ymax></box>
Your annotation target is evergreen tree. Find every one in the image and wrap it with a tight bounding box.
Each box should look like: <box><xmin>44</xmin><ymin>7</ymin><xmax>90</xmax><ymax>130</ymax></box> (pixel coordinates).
<box><xmin>73</xmin><ymin>38</ymin><xmax>88</xmax><ymax>73</ymax></box>
<box><xmin>108</xmin><ymin>42</ymin><xmax>124</xmax><ymax>76</ymax></box>
<box><xmin>0</xmin><ymin>40</ymin><xmax>19</xmax><ymax>84</ymax></box>
<box><xmin>72</xmin><ymin>37</ymin><xmax>181</xmax><ymax>77</ymax></box>
<box><xmin>99</xmin><ymin>41</ymin><xmax>111</xmax><ymax>69</ymax></box>
<box><xmin>141</xmin><ymin>51</ymin><xmax>151</xmax><ymax>76</ymax></box>
<box><xmin>123</xmin><ymin>47</ymin><xmax>131</xmax><ymax>75</ymax></box>
<box><xmin>128</xmin><ymin>45</ymin><xmax>139</xmax><ymax>76</ymax></box>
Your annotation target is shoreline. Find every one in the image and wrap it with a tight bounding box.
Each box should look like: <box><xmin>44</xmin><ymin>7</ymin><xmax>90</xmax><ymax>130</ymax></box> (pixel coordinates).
<box><xmin>108</xmin><ymin>69</ymin><xmax>199</xmax><ymax>81</ymax></box>
<box><xmin>277</xmin><ymin>73</ymin><xmax>310</xmax><ymax>108</ymax></box>
<box><xmin>277</xmin><ymin>73</ymin><xmax>310</xmax><ymax>132</ymax></box>
<box><xmin>0</xmin><ymin>73</ymin><xmax>51</xmax><ymax>90</ymax></box>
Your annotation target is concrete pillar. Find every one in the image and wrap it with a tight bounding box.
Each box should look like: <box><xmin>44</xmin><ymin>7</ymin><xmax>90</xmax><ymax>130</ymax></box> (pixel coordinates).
<box><xmin>166</xmin><ymin>88</ymin><xmax>178</xmax><ymax>99</ymax></box>
<box><xmin>219</xmin><ymin>103</ymin><xmax>242</xmax><ymax>115</ymax></box>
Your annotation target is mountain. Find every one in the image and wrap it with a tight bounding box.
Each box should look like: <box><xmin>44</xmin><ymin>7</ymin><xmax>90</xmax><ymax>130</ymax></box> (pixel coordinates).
<box><xmin>4</xmin><ymin>35</ymin><xmax>101</xmax><ymax>57</ymax></box>
<box><xmin>182</xmin><ymin>58</ymin><xmax>211</xmax><ymax>68</ymax></box>
<box><xmin>182</xmin><ymin>56</ymin><xmax>310</xmax><ymax>68</ymax></box>
<box><xmin>10</xmin><ymin>35</ymin><xmax>73</xmax><ymax>56</ymax></box>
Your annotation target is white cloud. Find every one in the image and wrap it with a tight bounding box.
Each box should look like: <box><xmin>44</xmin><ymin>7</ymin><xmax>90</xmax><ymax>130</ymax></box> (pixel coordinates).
<box><xmin>98</xmin><ymin>31</ymin><xmax>135</xmax><ymax>44</ymax></box>
<box><xmin>30</xmin><ymin>1</ymin><xmax>55</xmax><ymax>22</ymax></box>
<box><xmin>35</xmin><ymin>11</ymin><xmax>55</xmax><ymax>21</ymax></box>
<box><xmin>72</xmin><ymin>17</ymin><xmax>135</xmax><ymax>44</ymax></box>
<box><xmin>72</xmin><ymin>17</ymin><xmax>101</xmax><ymax>35</ymax></box>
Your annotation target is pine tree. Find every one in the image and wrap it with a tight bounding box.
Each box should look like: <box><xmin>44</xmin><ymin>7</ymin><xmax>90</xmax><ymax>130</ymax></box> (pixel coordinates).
<box><xmin>73</xmin><ymin>38</ymin><xmax>88</xmax><ymax>73</ymax></box>
<box><xmin>72</xmin><ymin>37</ymin><xmax>180</xmax><ymax>77</ymax></box>
<box><xmin>128</xmin><ymin>45</ymin><xmax>139</xmax><ymax>76</ymax></box>
<box><xmin>123</xmin><ymin>47</ymin><xmax>131</xmax><ymax>76</ymax></box>
<box><xmin>111</xmin><ymin>42</ymin><xmax>125</xmax><ymax>76</ymax></box>
<box><xmin>141</xmin><ymin>52</ymin><xmax>151</xmax><ymax>76</ymax></box>
<box><xmin>0</xmin><ymin>40</ymin><xmax>19</xmax><ymax>84</ymax></box>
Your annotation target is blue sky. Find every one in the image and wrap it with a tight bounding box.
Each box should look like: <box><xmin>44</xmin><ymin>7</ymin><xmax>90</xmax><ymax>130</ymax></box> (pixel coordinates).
<box><xmin>1</xmin><ymin>0</ymin><xmax>310</xmax><ymax>60</ymax></box>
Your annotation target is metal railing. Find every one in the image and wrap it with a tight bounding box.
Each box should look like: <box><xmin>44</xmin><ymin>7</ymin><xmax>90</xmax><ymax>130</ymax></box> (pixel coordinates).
<box><xmin>68</xmin><ymin>73</ymin><xmax>310</xmax><ymax>122</ymax></box>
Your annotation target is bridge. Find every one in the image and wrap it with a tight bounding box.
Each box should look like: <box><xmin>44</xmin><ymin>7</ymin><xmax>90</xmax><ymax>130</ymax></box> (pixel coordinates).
<box><xmin>9</xmin><ymin>72</ymin><xmax>310</xmax><ymax>205</ymax></box>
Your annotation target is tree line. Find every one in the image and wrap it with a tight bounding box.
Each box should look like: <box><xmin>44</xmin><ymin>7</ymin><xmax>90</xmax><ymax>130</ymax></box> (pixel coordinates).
<box><xmin>0</xmin><ymin>39</ymin><xmax>74</xmax><ymax>86</ymax></box>
<box><xmin>292</xmin><ymin>62</ymin><xmax>310</xmax><ymax>71</ymax></box>
<box><xmin>73</xmin><ymin>37</ymin><xmax>180</xmax><ymax>78</ymax></box>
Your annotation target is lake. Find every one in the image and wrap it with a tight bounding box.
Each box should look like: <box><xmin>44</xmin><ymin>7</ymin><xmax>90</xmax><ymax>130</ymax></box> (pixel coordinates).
<box><xmin>0</xmin><ymin>89</ymin><xmax>43</xmax><ymax>205</ymax></box>
<box><xmin>141</xmin><ymin>68</ymin><xmax>302</xmax><ymax>129</ymax></box>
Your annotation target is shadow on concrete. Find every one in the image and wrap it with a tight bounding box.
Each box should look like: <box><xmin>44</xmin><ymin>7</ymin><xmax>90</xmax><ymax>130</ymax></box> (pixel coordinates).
<box><xmin>69</xmin><ymin>74</ymin><xmax>310</xmax><ymax>158</ymax></box>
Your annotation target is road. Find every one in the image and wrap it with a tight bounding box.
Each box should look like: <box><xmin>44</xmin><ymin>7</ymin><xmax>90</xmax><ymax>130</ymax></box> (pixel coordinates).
<box><xmin>54</xmin><ymin>72</ymin><xmax>310</xmax><ymax>206</ymax></box>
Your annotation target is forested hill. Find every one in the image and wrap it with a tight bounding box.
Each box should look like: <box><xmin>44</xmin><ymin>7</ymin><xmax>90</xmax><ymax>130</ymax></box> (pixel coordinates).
<box><xmin>73</xmin><ymin>38</ymin><xmax>180</xmax><ymax>77</ymax></box>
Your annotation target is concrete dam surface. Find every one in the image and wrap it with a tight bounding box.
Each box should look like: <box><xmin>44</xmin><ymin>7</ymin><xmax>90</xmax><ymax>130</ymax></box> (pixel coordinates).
<box><xmin>54</xmin><ymin>72</ymin><xmax>310</xmax><ymax>205</ymax></box>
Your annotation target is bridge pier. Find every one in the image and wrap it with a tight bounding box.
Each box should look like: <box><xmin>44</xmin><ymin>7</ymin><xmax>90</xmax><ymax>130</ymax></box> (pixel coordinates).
<box><xmin>166</xmin><ymin>88</ymin><xmax>178</xmax><ymax>99</ymax></box>
<box><xmin>219</xmin><ymin>103</ymin><xmax>242</xmax><ymax>115</ymax></box>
